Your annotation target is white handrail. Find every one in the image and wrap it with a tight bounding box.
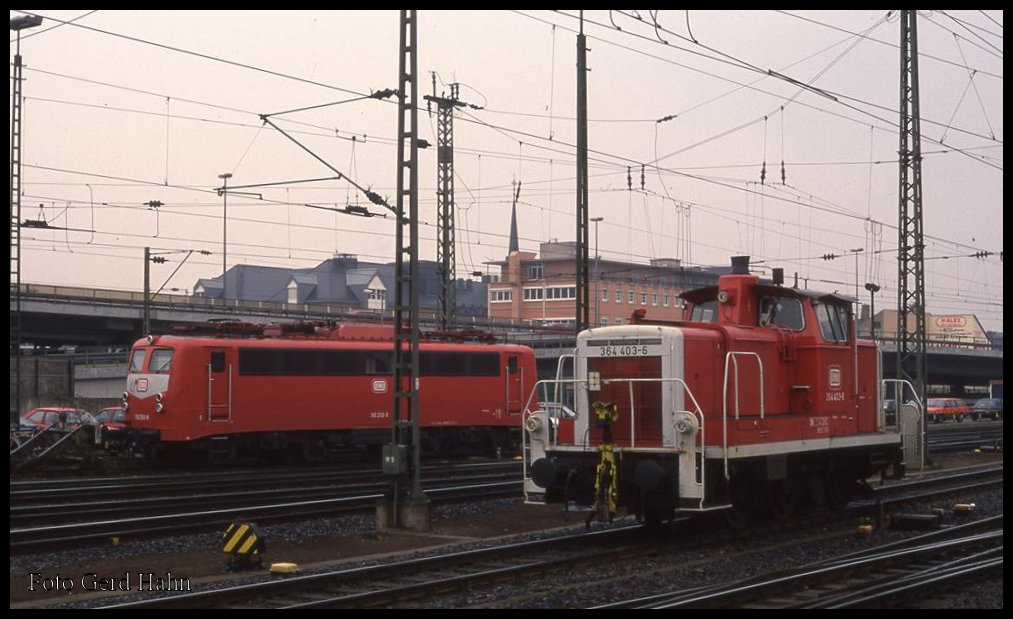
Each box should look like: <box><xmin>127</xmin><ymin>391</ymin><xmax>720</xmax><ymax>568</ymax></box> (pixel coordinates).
<box><xmin>722</xmin><ymin>351</ymin><xmax>765</xmax><ymax>480</ymax></box>
<box><xmin>723</xmin><ymin>351</ymin><xmax>765</xmax><ymax>420</ymax></box>
<box><xmin>881</xmin><ymin>378</ymin><xmax>924</xmax><ymax>471</ymax></box>
<box><xmin>600</xmin><ymin>376</ymin><xmax>709</xmax><ymax>506</ymax></box>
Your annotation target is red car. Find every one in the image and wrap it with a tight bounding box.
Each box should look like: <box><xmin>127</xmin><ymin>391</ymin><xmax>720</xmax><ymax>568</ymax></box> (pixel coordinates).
<box><xmin>926</xmin><ymin>398</ymin><xmax>971</xmax><ymax>423</ymax></box>
<box><xmin>21</xmin><ymin>407</ymin><xmax>89</xmax><ymax>431</ymax></box>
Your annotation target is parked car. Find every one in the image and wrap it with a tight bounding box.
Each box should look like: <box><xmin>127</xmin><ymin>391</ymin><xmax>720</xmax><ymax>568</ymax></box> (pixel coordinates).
<box><xmin>94</xmin><ymin>406</ymin><xmax>129</xmax><ymax>442</ymax></box>
<box><xmin>20</xmin><ymin>407</ymin><xmax>89</xmax><ymax>431</ymax></box>
<box><xmin>926</xmin><ymin>398</ymin><xmax>971</xmax><ymax>423</ymax></box>
<box><xmin>94</xmin><ymin>406</ymin><xmax>127</xmax><ymax>427</ymax></box>
<box><xmin>970</xmin><ymin>398</ymin><xmax>1003</xmax><ymax>421</ymax></box>
<box><xmin>883</xmin><ymin>399</ymin><xmax>897</xmax><ymax>426</ymax></box>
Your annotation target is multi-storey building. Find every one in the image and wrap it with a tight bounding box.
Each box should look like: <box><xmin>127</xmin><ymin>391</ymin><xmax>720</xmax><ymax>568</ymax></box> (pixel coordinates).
<box><xmin>486</xmin><ymin>241</ymin><xmax>727</xmax><ymax>327</ymax></box>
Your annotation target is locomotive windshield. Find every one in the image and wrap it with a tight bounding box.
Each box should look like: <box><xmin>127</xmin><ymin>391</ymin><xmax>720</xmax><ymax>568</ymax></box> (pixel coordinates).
<box><xmin>813</xmin><ymin>301</ymin><xmax>850</xmax><ymax>343</ymax></box>
<box><xmin>759</xmin><ymin>297</ymin><xmax>804</xmax><ymax>330</ymax></box>
<box><xmin>690</xmin><ymin>299</ymin><xmax>718</xmax><ymax>322</ymax></box>
<box><xmin>148</xmin><ymin>349</ymin><xmax>175</xmax><ymax>373</ymax></box>
<box><xmin>129</xmin><ymin>349</ymin><xmax>146</xmax><ymax>372</ymax></box>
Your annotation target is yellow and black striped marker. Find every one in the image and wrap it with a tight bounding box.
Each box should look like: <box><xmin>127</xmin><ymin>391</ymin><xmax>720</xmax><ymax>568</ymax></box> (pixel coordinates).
<box><xmin>222</xmin><ymin>522</ymin><xmax>265</xmax><ymax>571</ymax></box>
<box><xmin>588</xmin><ymin>402</ymin><xmax>620</xmax><ymax>528</ymax></box>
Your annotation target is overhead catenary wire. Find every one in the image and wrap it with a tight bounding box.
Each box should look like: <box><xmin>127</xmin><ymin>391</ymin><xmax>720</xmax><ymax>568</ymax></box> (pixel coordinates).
<box><xmin>13</xmin><ymin>11</ymin><xmax>1001</xmax><ymax>327</ymax></box>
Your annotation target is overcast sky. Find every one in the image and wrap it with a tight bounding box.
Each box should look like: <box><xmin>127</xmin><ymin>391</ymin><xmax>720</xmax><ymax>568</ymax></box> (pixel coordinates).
<box><xmin>10</xmin><ymin>10</ymin><xmax>1003</xmax><ymax>330</ymax></box>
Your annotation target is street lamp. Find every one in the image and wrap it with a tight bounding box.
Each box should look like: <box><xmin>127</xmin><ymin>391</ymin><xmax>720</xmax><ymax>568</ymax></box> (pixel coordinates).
<box><xmin>591</xmin><ymin>216</ymin><xmax>604</xmax><ymax>326</ymax></box>
<box><xmin>217</xmin><ymin>172</ymin><xmax>233</xmax><ymax>300</ymax></box>
<box><xmin>846</xmin><ymin>247</ymin><xmax>863</xmax><ymax>326</ymax></box>
<box><xmin>848</xmin><ymin>247</ymin><xmax>864</xmax><ymax>303</ymax></box>
<box><xmin>865</xmin><ymin>282</ymin><xmax>881</xmax><ymax>340</ymax></box>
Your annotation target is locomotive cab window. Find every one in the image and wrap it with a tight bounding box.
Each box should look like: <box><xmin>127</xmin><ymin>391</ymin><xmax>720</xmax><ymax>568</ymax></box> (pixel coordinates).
<box><xmin>759</xmin><ymin>297</ymin><xmax>804</xmax><ymax>331</ymax></box>
<box><xmin>508</xmin><ymin>355</ymin><xmax>518</xmax><ymax>374</ymax></box>
<box><xmin>209</xmin><ymin>351</ymin><xmax>226</xmax><ymax>373</ymax></box>
<box><xmin>690</xmin><ymin>299</ymin><xmax>718</xmax><ymax>322</ymax></box>
<box><xmin>814</xmin><ymin>301</ymin><xmax>850</xmax><ymax>343</ymax></box>
<box><xmin>129</xmin><ymin>349</ymin><xmax>146</xmax><ymax>373</ymax></box>
<box><xmin>148</xmin><ymin>349</ymin><xmax>175</xmax><ymax>373</ymax></box>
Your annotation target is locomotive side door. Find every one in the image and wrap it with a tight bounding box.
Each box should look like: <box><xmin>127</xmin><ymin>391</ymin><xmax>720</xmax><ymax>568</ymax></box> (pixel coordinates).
<box><xmin>506</xmin><ymin>354</ymin><xmax>523</xmax><ymax>414</ymax></box>
<box><xmin>207</xmin><ymin>349</ymin><xmax>232</xmax><ymax>422</ymax></box>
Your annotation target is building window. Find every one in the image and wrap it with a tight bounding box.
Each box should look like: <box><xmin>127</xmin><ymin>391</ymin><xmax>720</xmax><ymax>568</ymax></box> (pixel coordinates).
<box><xmin>616</xmin><ymin>289</ymin><xmax>622</xmax><ymax>303</ymax></box>
<box><xmin>615</xmin><ymin>317</ymin><xmax>622</xmax><ymax>325</ymax></box>
<box><xmin>663</xmin><ymin>293</ymin><xmax>670</xmax><ymax>307</ymax></box>
<box><xmin>641</xmin><ymin>292</ymin><xmax>647</xmax><ymax>305</ymax></box>
<box><xmin>601</xmin><ymin>317</ymin><xmax>608</xmax><ymax>326</ymax></box>
<box><xmin>628</xmin><ymin>291</ymin><xmax>635</xmax><ymax>304</ymax></box>
<box><xmin>523</xmin><ymin>287</ymin><xmax>544</xmax><ymax>301</ymax></box>
<box><xmin>367</xmin><ymin>288</ymin><xmax>386</xmax><ymax>310</ymax></box>
<box><xmin>545</xmin><ymin>286</ymin><xmax>576</xmax><ymax>300</ymax></box>
<box><xmin>652</xmin><ymin>293</ymin><xmax>658</xmax><ymax>306</ymax></box>
<box><xmin>528</xmin><ymin>263</ymin><xmax>544</xmax><ymax>280</ymax></box>
<box><xmin>490</xmin><ymin>289</ymin><xmax>512</xmax><ymax>303</ymax></box>
<box><xmin>601</xmin><ymin>287</ymin><xmax>608</xmax><ymax>303</ymax></box>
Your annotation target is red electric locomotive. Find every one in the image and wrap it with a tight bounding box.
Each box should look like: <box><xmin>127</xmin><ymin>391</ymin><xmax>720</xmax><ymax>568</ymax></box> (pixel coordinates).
<box><xmin>523</xmin><ymin>258</ymin><xmax>921</xmax><ymax>525</ymax></box>
<box><xmin>123</xmin><ymin>322</ymin><xmax>536</xmax><ymax>461</ymax></box>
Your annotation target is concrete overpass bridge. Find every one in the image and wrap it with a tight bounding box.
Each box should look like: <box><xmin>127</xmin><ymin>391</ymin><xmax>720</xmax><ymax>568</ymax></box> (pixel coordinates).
<box><xmin>11</xmin><ymin>284</ymin><xmax>1003</xmax><ymax>404</ymax></box>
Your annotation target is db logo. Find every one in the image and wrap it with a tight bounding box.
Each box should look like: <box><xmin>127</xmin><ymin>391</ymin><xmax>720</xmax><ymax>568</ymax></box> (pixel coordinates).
<box><xmin>828</xmin><ymin>366</ymin><xmax>842</xmax><ymax>389</ymax></box>
<box><xmin>136</xmin><ymin>378</ymin><xmax>149</xmax><ymax>393</ymax></box>
<box><xmin>371</xmin><ymin>379</ymin><xmax>388</xmax><ymax>394</ymax></box>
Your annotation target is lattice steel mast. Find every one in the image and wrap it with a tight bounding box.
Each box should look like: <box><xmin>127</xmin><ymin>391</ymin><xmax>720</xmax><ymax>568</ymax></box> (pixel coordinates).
<box><xmin>424</xmin><ymin>81</ymin><xmax>468</xmax><ymax>330</ymax></box>
<box><xmin>896</xmin><ymin>10</ymin><xmax>927</xmax><ymax>413</ymax></box>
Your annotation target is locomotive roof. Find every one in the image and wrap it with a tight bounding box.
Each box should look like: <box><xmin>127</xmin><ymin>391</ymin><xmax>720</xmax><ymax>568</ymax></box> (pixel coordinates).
<box><xmin>141</xmin><ymin>333</ymin><xmax>531</xmax><ymax>351</ymax></box>
<box><xmin>680</xmin><ymin>284</ymin><xmax>857</xmax><ymax>306</ymax></box>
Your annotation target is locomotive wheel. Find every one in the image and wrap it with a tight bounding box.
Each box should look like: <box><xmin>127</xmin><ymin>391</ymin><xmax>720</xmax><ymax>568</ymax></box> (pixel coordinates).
<box><xmin>641</xmin><ymin>506</ymin><xmax>668</xmax><ymax>530</ymax></box>
<box><xmin>302</xmin><ymin>440</ymin><xmax>326</xmax><ymax>462</ymax></box>
<box><xmin>807</xmin><ymin>471</ymin><xmax>827</xmax><ymax>507</ymax></box>
<box><xmin>207</xmin><ymin>448</ymin><xmax>236</xmax><ymax>465</ymax></box>
<box><xmin>766</xmin><ymin>476</ymin><xmax>802</xmax><ymax>521</ymax></box>
<box><xmin>825</xmin><ymin>470</ymin><xmax>853</xmax><ymax>511</ymax></box>
<box><xmin>723</xmin><ymin>474</ymin><xmax>760</xmax><ymax>529</ymax></box>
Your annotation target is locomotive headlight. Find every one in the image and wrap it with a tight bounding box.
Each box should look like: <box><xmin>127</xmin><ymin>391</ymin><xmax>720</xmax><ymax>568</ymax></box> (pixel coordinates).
<box><xmin>122</xmin><ymin>391</ymin><xmax>130</xmax><ymax>412</ymax></box>
<box><xmin>525</xmin><ymin>415</ymin><xmax>544</xmax><ymax>435</ymax></box>
<box><xmin>155</xmin><ymin>402</ymin><xmax>164</xmax><ymax>413</ymax></box>
<box><xmin>155</xmin><ymin>392</ymin><xmax>164</xmax><ymax>403</ymax></box>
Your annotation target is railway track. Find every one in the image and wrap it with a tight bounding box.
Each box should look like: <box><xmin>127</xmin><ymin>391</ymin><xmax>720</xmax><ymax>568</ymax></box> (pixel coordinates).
<box><xmin>926</xmin><ymin>421</ymin><xmax>1003</xmax><ymax>454</ymax></box>
<box><xmin>92</xmin><ymin>465</ymin><xmax>1002</xmax><ymax>609</ymax></box>
<box><xmin>103</xmin><ymin>524</ymin><xmax>649</xmax><ymax>609</ymax></box>
<box><xmin>10</xmin><ymin>459</ymin><xmax>518</xmax><ymax>509</ymax></box>
<box><xmin>602</xmin><ymin>515</ymin><xmax>1002</xmax><ymax>609</ymax></box>
<box><xmin>9</xmin><ymin>461</ymin><xmax>520</xmax><ymax>554</ymax></box>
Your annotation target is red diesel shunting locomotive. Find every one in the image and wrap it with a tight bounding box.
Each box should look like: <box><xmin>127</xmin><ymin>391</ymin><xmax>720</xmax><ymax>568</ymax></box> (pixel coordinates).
<box><xmin>123</xmin><ymin>322</ymin><xmax>536</xmax><ymax>461</ymax></box>
<box><xmin>523</xmin><ymin>258</ymin><xmax>920</xmax><ymax>526</ymax></box>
